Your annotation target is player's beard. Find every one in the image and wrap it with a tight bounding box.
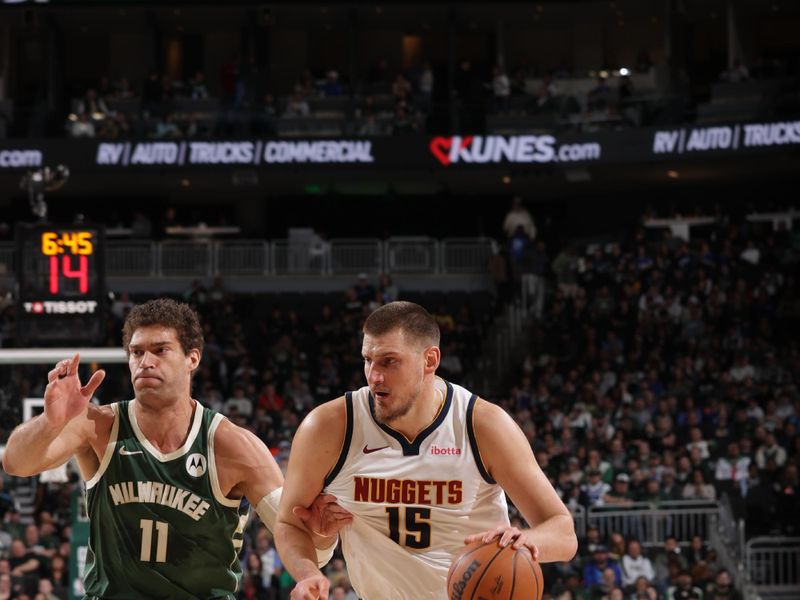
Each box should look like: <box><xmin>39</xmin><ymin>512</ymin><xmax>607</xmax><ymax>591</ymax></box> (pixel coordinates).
<box><xmin>373</xmin><ymin>379</ymin><xmax>421</xmax><ymax>425</ymax></box>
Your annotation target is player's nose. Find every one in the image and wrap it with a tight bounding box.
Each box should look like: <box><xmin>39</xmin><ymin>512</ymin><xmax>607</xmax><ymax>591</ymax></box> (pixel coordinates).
<box><xmin>366</xmin><ymin>364</ymin><xmax>384</xmax><ymax>384</ymax></box>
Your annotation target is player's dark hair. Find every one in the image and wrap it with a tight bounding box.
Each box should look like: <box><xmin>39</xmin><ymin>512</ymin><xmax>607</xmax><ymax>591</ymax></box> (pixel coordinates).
<box><xmin>363</xmin><ymin>301</ymin><xmax>440</xmax><ymax>348</ymax></box>
<box><xmin>122</xmin><ymin>298</ymin><xmax>204</xmax><ymax>356</ymax></box>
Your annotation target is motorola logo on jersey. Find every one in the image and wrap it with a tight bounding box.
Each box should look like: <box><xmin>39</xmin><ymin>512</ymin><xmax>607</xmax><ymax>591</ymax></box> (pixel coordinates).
<box><xmin>186</xmin><ymin>453</ymin><xmax>208</xmax><ymax>477</ymax></box>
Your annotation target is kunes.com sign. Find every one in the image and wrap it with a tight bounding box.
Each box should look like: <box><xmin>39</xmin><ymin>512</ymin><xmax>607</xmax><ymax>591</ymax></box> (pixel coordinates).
<box><xmin>0</xmin><ymin>149</ymin><xmax>42</xmax><ymax>168</ymax></box>
<box><xmin>95</xmin><ymin>140</ymin><xmax>374</xmax><ymax>166</ymax></box>
<box><xmin>428</xmin><ymin>135</ymin><xmax>602</xmax><ymax>165</ymax></box>
<box><xmin>652</xmin><ymin>120</ymin><xmax>800</xmax><ymax>155</ymax></box>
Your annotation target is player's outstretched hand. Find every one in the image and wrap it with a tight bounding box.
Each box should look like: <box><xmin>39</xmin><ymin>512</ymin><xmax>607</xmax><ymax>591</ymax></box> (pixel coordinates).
<box><xmin>464</xmin><ymin>524</ymin><xmax>540</xmax><ymax>559</ymax></box>
<box><xmin>44</xmin><ymin>354</ymin><xmax>105</xmax><ymax>428</ymax></box>
<box><xmin>290</xmin><ymin>573</ymin><xmax>330</xmax><ymax>600</ymax></box>
<box><xmin>294</xmin><ymin>494</ymin><xmax>354</xmax><ymax>538</ymax></box>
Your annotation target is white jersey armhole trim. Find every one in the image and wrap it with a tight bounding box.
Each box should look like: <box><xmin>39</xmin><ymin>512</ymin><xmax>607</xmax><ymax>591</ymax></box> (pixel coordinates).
<box><xmin>85</xmin><ymin>403</ymin><xmax>119</xmax><ymax>490</ymax></box>
<box><xmin>128</xmin><ymin>398</ymin><xmax>204</xmax><ymax>462</ymax></box>
<box><xmin>208</xmin><ymin>413</ymin><xmax>242</xmax><ymax>508</ymax></box>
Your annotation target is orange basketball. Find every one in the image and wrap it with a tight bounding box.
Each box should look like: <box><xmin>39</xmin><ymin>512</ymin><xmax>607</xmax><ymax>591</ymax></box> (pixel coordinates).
<box><xmin>447</xmin><ymin>541</ymin><xmax>544</xmax><ymax>600</ymax></box>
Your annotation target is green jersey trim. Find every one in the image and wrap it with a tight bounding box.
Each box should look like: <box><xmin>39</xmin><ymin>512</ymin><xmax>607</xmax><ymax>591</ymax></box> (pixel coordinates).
<box><xmin>207</xmin><ymin>414</ymin><xmax>240</xmax><ymax>508</ymax></box>
<box><xmin>128</xmin><ymin>399</ymin><xmax>204</xmax><ymax>462</ymax></box>
<box><xmin>85</xmin><ymin>403</ymin><xmax>120</xmax><ymax>490</ymax></box>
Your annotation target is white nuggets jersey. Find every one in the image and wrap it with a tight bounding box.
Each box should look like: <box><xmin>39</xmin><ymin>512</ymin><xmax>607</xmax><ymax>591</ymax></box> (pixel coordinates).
<box><xmin>324</xmin><ymin>378</ymin><xmax>509</xmax><ymax>600</ymax></box>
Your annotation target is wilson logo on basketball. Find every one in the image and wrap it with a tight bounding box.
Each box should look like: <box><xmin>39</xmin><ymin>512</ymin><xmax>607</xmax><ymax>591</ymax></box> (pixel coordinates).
<box><xmin>451</xmin><ymin>560</ymin><xmax>481</xmax><ymax>600</ymax></box>
<box><xmin>430</xmin><ymin>445</ymin><xmax>461</xmax><ymax>455</ymax></box>
<box><xmin>185</xmin><ymin>453</ymin><xmax>207</xmax><ymax>477</ymax></box>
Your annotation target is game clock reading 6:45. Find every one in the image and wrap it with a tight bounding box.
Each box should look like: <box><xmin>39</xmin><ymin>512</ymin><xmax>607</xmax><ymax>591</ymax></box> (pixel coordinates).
<box><xmin>15</xmin><ymin>224</ymin><xmax>105</xmax><ymax>343</ymax></box>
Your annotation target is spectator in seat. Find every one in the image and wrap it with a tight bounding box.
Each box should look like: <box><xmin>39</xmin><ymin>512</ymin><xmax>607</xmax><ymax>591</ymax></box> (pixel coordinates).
<box><xmin>391</xmin><ymin>104</ymin><xmax>416</xmax><ymax>135</ymax></box>
<box><xmin>36</xmin><ymin>579</ymin><xmax>58</xmax><ymax>600</ymax></box>
<box><xmin>418</xmin><ymin>62</ymin><xmax>434</xmax><ymax>113</ymax></box>
<box><xmin>502</xmin><ymin>196</ymin><xmax>536</xmax><ymax>240</ymax></box>
<box><xmin>8</xmin><ymin>540</ymin><xmax>39</xmax><ymax>579</ymax></box>
<box><xmin>253</xmin><ymin>93</ymin><xmax>278</xmax><ymax>136</ymax></box>
<box><xmin>154</xmin><ymin>113</ymin><xmax>181</xmax><ymax>139</ymax></box>
<box><xmin>0</xmin><ymin>573</ymin><xmax>10</xmax><ymax>600</ymax></box>
<box><xmin>682</xmin><ymin>469</ymin><xmax>716</xmax><ymax>501</ymax></box>
<box><xmin>775</xmin><ymin>463</ymin><xmax>800</xmax><ymax>535</ymax></box>
<box><xmin>323</xmin><ymin>70</ymin><xmax>343</xmax><ymax>97</ymax></box>
<box><xmin>755</xmin><ymin>432</ymin><xmax>787</xmax><ymax>470</ymax></box>
<box><xmin>224</xmin><ymin>384</ymin><xmax>253</xmax><ymax>418</ymax></box>
<box><xmin>621</xmin><ymin>539</ymin><xmax>655</xmax><ymax>589</ymax></box>
<box><xmin>76</xmin><ymin>88</ymin><xmax>109</xmax><ymax>117</ymax></box>
<box><xmin>659</xmin><ymin>469</ymin><xmax>682</xmax><ymax>500</ymax></box>
<box><xmin>604</xmin><ymin>473</ymin><xmax>635</xmax><ymax>505</ymax></box>
<box><xmin>714</xmin><ymin>441</ymin><xmax>751</xmax><ymax>491</ymax></box>
<box><xmin>653</xmin><ymin>537</ymin><xmax>688</xmax><ymax>588</ymax></box>
<box><xmin>580</xmin><ymin>524</ymin><xmax>603</xmax><ymax>560</ymax></box>
<box><xmin>686</xmin><ymin>427</ymin><xmax>712</xmax><ymax>460</ymax></box>
<box><xmin>492</xmin><ymin>65</ymin><xmax>510</xmax><ymax>113</ymax></box>
<box><xmin>285</xmin><ymin>86</ymin><xmax>310</xmax><ymax>117</ymax></box>
<box><xmin>583</xmin><ymin>545</ymin><xmax>622</xmax><ymax>589</ymax></box>
<box><xmin>535</xmin><ymin>71</ymin><xmax>558</xmax><ymax>111</ymax></box>
<box><xmin>189</xmin><ymin>70</ymin><xmax>209</xmax><ymax>100</ymax></box>
<box><xmin>391</xmin><ymin>73</ymin><xmax>411</xmax><ymax>103</ymax></box>
<box><xmin>379</xmin><ymin>275</ymin><xmax>399</xmax><ymax>304</ymax></box>
<box><xmin>587</xmin><ymin>77</ymin><xmax>611</xmax><ymax>111</ymax></box>
<box><xmin>666</xmin><ymin>570</ymin><xmax>704</xmax><ymax>600</ymax></box>
<box><xmin>70</xmin><ymin>113</ymin><xmax>96</xmax><ymax>138</ymax></box>
<box><xmin>706</xmin><ymin>569</ymin><xmax>741</xmax><ymax>600</ymax></box>
<box><xmin>552</xmin><ymin>245</ymin><xmax>579</xmax><ymax>298</ymax></box>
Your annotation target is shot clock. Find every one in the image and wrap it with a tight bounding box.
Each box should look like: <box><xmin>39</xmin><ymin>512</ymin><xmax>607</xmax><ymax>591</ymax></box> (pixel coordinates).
<box><xmin>15</xmin><ymin>224</ymin><xmax>105</xmax><ymax>344</ymax></box>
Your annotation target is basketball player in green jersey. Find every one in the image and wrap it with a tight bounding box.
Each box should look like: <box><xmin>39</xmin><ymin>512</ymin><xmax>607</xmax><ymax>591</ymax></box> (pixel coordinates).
<box><xmin>3</xmin><ymin>299</ymin><xmax>351</xmax><ymax>599</ymax></box>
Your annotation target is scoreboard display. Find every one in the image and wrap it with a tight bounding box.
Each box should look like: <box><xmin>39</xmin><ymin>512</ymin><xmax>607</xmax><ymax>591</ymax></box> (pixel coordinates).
<box><xmin>15</xmin><ymin>224</ymin><xmax>105</xmax><ymax>344</ymax></box>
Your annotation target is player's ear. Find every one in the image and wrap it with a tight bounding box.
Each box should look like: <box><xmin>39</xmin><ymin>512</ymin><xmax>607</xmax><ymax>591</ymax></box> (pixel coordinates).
<box><xmin>423</xmin><ymin>345</ymin><xmax>440</xmax><ymax>373</ymax></box>
<box><xmin>187</xmin><ymin>348</ymin><xmax>201</xmax><ymax>372</ymax></box>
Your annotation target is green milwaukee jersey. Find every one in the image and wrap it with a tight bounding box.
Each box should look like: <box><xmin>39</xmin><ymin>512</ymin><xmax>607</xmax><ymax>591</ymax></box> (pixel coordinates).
<box><xmin>83</xmin><ymin>400</ymin><xmax>248</xmax><ymax>599</ymax></box>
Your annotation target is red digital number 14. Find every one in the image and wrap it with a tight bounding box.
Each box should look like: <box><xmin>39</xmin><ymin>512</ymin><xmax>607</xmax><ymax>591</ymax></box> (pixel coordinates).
<box><xmin>49</xmin><ymin>255</ymin><xmax>88</xmax><ymax>294</ymax></box>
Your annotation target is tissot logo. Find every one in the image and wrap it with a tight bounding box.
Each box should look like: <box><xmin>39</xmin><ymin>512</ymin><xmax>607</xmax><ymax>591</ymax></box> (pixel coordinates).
<box><xmin>23</xmin><ymin>301</ymin><xmax>98</xmax><ymax>314</ymax></box>
<box><xmin>186</xmin><ymin>453</ymin><xmax>208</xmax><ymax>477</ymax></box>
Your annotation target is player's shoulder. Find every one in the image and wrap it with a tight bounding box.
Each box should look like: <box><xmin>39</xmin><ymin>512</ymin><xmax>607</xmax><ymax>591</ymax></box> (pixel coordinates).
<box><xmin>213</xmin><ymin>415</ymin><xmax>257</xmax><ymax>449</ymax></box>
<box><xmin>211</xmin><ymin>416</ymin><xmax>274</xmax><ymax>475</ymax></box>
<box><xmin>300</xmin><ymin>395</ymin><xmax>347</xmax><ymax>432</ymax></box>
<box><xmin>471</xmin><ymin>396</ymin><xmax>508</xmax><ymax>420</ymax></box>
<box><xmin>470</xmin><ymin>397</ymin><xmax>519</xmax><ymax>442</ymax></box>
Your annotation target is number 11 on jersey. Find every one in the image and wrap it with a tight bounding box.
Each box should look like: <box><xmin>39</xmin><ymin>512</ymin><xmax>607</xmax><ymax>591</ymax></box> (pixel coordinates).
<box><xmin>140</xmin><ymin>519</ymin><xmax>168</xmax><ymax>562</ymax></box>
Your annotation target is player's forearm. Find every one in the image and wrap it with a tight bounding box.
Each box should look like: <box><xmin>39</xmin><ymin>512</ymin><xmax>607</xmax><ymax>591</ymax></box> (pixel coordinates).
<box><xmin>274</xmin><ymin>521</ymin><xmax>325</xmax><ymax>582</ymax></box>
<box><xmin>255</xmin><ymin>488</ymin><xmax>336</xmax><ymax>554</ymax></box>
<box><xmin>2</xmin><ymin>415</ymin><xmax>68</xmax><ymax>476</ymax></box>
<box><xmin>526</xmin><ymin>514</ymin><xmax>578</xmax><ymax>562</ymax></box>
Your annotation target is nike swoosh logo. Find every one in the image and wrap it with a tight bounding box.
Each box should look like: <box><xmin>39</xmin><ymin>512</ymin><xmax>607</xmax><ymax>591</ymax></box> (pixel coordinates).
<box><xmin>119</xmin><ymin>445</ymin><xmax>144</xmax><ymax>456</ymax></box>
<box><xmin>363</xmin><ymin>445</ymin><xmax>389</xmax><ymax>454</ymax></box>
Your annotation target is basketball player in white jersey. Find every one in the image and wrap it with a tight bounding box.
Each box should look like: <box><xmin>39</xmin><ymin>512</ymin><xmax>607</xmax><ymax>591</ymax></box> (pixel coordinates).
<box><xmin>275</xmin><ymin>301</ymin><xmax>577</xmax><ymax>600</ymax></box>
